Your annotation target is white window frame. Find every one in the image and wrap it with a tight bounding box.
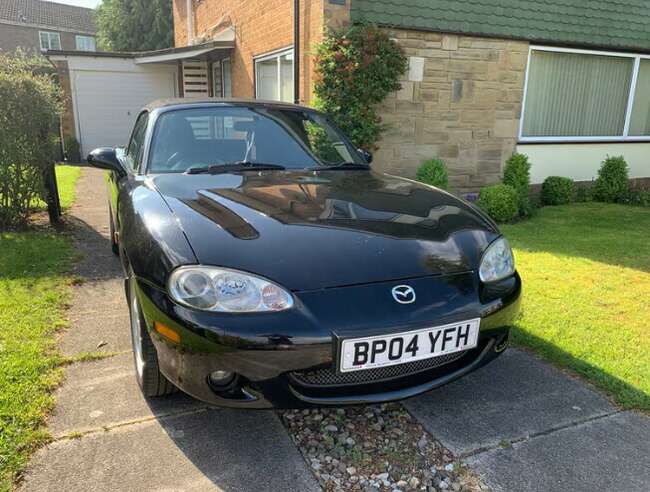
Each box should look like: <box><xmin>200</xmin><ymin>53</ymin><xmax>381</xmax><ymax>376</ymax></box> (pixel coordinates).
<box><xmin>519</xmin><ymin>45</ymin><xmax>650</xmax><ymax>143</ymax></box>
<box><xmin>39</xmin><ymin>31</ymin><xmax>61</xmax><ymax>51</ymax></box>
<box><xmin>254</xmin><ymin>47</ymin><xmax>294</xmax><ymax>102</ymax></box>
<box><xmin>75</xmin><ymin>35</ymin><xmax>96</xmax><ymax>52</ymax></box>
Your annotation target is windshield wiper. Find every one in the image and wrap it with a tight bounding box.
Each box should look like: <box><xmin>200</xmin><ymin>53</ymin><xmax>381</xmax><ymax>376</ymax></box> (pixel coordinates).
<box><xmin>185</xmin><ymin>161</ymin><xmax>286</xmax><ymax>175</ymax></box>
<box><xmin>310</xmin><ymin>162</ymin><xmax>370</xmax><ymax>171</ymax></box>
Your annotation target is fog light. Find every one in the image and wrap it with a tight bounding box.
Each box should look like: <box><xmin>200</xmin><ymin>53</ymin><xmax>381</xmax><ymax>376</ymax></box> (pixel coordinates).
<box><xmin>209</xmin><ymin>370</ymin><xmax>235</xmax><ymax>387</ymax></box>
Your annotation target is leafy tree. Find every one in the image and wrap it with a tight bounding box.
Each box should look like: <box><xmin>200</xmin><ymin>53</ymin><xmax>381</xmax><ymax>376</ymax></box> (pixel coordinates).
<box><xmin>96</xmin><ymin>0</ymin><xmax>174</xmax><ymax>51</ymax></box>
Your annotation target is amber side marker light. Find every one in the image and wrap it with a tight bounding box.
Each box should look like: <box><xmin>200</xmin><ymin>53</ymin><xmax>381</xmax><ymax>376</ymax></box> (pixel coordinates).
<box><xmin>154</xmin><ymin>321</ymin><xmax>181</xmax><ymax>344</ymax></box>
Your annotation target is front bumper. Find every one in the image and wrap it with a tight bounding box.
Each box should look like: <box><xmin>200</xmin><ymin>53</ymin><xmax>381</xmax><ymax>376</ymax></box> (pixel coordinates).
<box><xmin>137</xmin><ymin>271</ymin><xmax>521</xmax><ymax>408</ymax></box>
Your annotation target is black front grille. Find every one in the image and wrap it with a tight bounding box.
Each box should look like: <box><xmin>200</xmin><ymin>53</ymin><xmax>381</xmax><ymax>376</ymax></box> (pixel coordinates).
<box><xmin>291</xmin><ymin>351</ymin><xmax>467</xmax><ymax>387</ymax></box>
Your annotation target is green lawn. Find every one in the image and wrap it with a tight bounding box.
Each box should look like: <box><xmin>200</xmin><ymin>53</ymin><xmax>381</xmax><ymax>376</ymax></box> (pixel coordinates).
<box><xmin>0</xmin><ymin>166</ymin><xmax>81</xmax><ymax>490</ymax></box>
<box><xmin>502</xmin><ymin>203</ymin><xmax>650</xmax><ymax>411</ymax></box>
<box><xmin>55</xmin><ymin>165</ymin><xmax>81</xmax><ymax>210</ymax></box>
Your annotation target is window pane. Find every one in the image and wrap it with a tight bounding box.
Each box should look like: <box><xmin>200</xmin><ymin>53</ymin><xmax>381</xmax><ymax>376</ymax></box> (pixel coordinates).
<box><xmin>256</xmin><ymin>58</ymin><xmax>278</xmax><ymax>100</ymax></box>
<box><xmin>50</xmin><ymin>33</ymin><xmax>61</xmax><ymax>50</ymax></box>
<box><xmin>76</xmin><ymin>36</ymin><xmax>95</xmax><ymax>51</ymax></box>
<box><xmin>522</xmin><ymin>51</ymin><xmax>634</xmax><ymax>137</ymax></box>
<box><xmin>222</xmin><ymin>59</ymin><xmax>232</xmax><ymax>97</ymax></box>
<box><xmin>280</xmin><ymin>53</ymin><xmax>293</xmax><ymax>102</ymax></box>
<box><xmin>629</xmin><ymin>60</ymin><xmax>650</xmax><ymax>136</ymax></box>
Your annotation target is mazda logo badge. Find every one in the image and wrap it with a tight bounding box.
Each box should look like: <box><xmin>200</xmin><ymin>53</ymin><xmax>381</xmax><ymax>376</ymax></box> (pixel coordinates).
<box><xmin>391</xmin><ymin>285</ymin><xmax>416</xmax><ymax>304</ymax></box>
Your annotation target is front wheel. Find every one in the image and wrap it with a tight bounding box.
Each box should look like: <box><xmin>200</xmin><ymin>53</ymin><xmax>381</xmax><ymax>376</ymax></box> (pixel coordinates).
<box><xmin>128</xmin><ymin>268</ymin><xmax>176</xmax><ymax>397</ymax></box>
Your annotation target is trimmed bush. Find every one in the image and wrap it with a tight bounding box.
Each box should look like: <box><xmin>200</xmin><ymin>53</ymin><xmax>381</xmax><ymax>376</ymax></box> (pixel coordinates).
<box><xmin>575</xmin><ymin>184</ymin><xmax>593</xmax><ymax>203</ymax></box>
<box><xmin>0</xmin><ymin>52</ymin><xmax>62</xmax><ymax>228</ymax></box>
<box><xmin>477</xmin><ymin>184</ymin><xmax>519</xmax><ymax>223</ymax></box>
<box><xmin>541</xmin><ymin>176</ymin><xmax>575</xmax><ymax>206</ymax></box>
<box><xmin>416</xmin><ymin>158</ymin><xmax>448</xmax><ymax>189</ymax></box>
<box><xmin>314</xmin><ymin>23</ymin><xmax>408</xmax><ymax>150</ymax></box>
<box><xmin>64</xmin><ymin>136</ymin><xmax>81</xmax><ymax>162</ymax></box>
<box><xmin>593</xmin><ymin>155</ymin><xmax>629</xmax><ymax>203</ymax></box>
<box><xmin>620</xmin><ymin>189</ymin><xmax>650</xmax><ymax>208</ymax></box>
<box><xmin>503</xmin><ymin>153</ymin><xmax>531</xmax><ymax>216</ymax></box>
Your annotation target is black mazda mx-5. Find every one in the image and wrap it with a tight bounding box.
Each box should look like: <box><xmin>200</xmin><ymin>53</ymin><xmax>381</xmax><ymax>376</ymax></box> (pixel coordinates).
<box><xmin>87</xmin><ymin>99</ymin><xmax>521</xmax><ymax>408</ymax></box>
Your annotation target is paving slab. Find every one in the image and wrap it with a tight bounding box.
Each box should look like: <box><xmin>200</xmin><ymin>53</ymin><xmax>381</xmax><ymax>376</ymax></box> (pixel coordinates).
<box><xmin>61</xmin><ymin>309</ymin><xmax>131</xmax><ymax>356</ymax></box>
<box><xmin>466</xmin><ymin>411</ymin><xmax>650</xmax><ymax>492</ymax></box>
<box><xmin>404</xmin><ymin>349</ymin><xmax>615</xmax><ymax>455</ymax></box>
<box><xmin>22</xmin><ymin>409</ymin><xmax>320</xmax><ymax>492</ymax></box>
<box><xmin>49</xmin><ymin>354</ymin><xmax>206</xmax><ymax>436</ymax></box>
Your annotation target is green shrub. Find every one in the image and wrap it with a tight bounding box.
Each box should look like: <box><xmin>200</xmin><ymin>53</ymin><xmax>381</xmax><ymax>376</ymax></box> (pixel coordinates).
<box><xmin>314</xmin><ymin>23</ymin><xmax>408</xmax><ymax>150</ymax></box>
<box><xmin>575</xmin><ymin>184</ymin><xmax>593</xmax><ymax>203</ymax></box>
<box><xmin>64</xmin><ymin>136</ymin><xmax>81</xmax><ymax>162</ymax></box>
<box><xmin>416</xmin><ymin>158</ymin><xmax>448</xmax><ymax>189</ymax></box>
<box><xmin>541</xmin><ymin>176</ymin><xmax>575</xmax><ymax>206</ymax></box>
<box><xmin>593</xmin><ymin>155</ymin><xmax>629</xmax><ymax>203</ymax></box>
<box><xmin>503</xmin><ymin>153</ymin><xmax>531</xmax><ymax>216</ymax></box>
<box><xmin>0</xmin><ymin>52</ymin><xmax>62</xmax><ymax>229</ymax></box>
<box><xmin>620</xmin><ymin>189</ymin><xmax>650</xmax><ymax>208</ymax></box>
<box><xmin>477</xmin><ymin>184</ymin><xmax>519</xmax><ymax>223</ymax></box>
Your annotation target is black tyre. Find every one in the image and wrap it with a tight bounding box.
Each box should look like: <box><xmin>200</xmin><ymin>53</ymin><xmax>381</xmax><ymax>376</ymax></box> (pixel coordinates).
<box><xmin>108</xmin><ymin>205</ymin><xmax>120</xmax><ymax>256</ymax></box>
<box><xmin>128</xmin><ymin>267</ymin><xmax>176</xmax><ymax>397</ymax></box>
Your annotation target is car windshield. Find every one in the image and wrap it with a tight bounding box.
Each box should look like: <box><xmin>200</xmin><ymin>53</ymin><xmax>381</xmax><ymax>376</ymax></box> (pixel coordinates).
<box><xmin>147</xmin><ymin>106</ymin><xmax>365</xmax><ymax>173</ymax></box>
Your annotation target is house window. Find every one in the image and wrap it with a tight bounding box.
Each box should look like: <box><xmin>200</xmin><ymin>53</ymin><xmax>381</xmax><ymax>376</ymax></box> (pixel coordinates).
<box><xmin>39</xmin><ymin>31</ymin><xmax>61</xmax><ymax>51</ymax></box>
<box><xmin>75</xmin><ymin>35</ymin><xmax>96</xmax><ymax>52</ymax></box>
<box><xmin>520</xmin><ymin>47</ymin><xmax>650</xmax><ymax>141</ymax></box>
<box><xmin>222</xmin><ymin>58</ymin><xmax>232</xmax><ymax>98</ymax></box>
<box><xmin>254</xmin><ymin>49</ymin><xmax>293</xmax><ymax>102</ymax></box>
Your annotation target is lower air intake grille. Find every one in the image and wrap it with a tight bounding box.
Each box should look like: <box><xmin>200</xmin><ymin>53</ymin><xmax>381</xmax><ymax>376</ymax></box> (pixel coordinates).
<box><xmin>291</xmin><ymin>351</ymin><xmax>466</xmax><ymax>387</ymax></box>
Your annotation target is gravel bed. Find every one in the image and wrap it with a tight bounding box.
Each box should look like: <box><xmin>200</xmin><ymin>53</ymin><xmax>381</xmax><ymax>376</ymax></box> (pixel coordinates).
<box><xmin>281</xmin><ymin>403</ymin><xmax>488</xmax><ymax>492</ymax></box>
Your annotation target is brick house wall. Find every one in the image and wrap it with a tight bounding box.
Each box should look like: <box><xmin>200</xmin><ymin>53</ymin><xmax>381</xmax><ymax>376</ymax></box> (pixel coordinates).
<box><xmin>0</xmin><ymin>23</ymin><xmax>84</xmax><ymax>53</ymax></box>
<box><xmin>173</xmin><ymin>0</ymin><xmax>349</xmax><ymax>105</ymax></box>
<box><xmin>173</xmin><ymin>1</ymin><xmax>527</xmax><ymax>191</ymax></box>
<box><xmin>373</xmin><ymin>29</ymin><xmax>528</xmax><ymax>192</ymax></box>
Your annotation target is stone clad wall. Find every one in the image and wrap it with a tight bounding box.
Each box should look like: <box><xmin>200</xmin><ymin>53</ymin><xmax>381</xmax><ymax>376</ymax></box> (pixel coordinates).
<box><xmin>373</xmin><ymin>29</ymin><xmax>529</xmax><ymax>193</ymax></box>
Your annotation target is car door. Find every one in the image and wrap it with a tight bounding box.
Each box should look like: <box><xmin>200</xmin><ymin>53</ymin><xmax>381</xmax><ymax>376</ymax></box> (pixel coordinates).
<box><xmin>108</xmin><ymin>111</ymin><xmax>149</xmax><ymax>234</ymax></box>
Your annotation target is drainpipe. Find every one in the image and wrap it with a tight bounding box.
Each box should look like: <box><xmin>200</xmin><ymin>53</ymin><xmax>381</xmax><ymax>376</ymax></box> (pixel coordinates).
<box><xmin>293</xmin><ymin>0</ymin><xmax>300</xmax><ymax>104</ymax></box>
<box><xmin>186</xmin><ymin>0</ymin><xmax>194</xmax><ymax>45</ymax></box>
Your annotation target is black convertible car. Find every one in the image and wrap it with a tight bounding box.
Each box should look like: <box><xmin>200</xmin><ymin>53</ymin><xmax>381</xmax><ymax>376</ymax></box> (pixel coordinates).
<box><xmin>87</xmin><ymin>99</ymin><xmax>521</xmax><ymax>408</ymax></box>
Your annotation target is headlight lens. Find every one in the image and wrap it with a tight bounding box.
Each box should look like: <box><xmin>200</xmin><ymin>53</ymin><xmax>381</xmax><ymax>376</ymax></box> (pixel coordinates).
<box><xmin>479</xmin><ymin>237</ymin><xmax>515</xmax><ymax>283</ymax></box>
<box><xmin>168</xmin><ymin>266</ymin><xmax>293</xmax><ymax>312</ymax></box>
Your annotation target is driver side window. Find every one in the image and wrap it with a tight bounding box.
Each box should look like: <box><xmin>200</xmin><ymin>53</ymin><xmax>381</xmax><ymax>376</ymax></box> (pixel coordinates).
<box><xmin>126</xmin><ymin>112</ymin><xmax>149</xmax><ymax>171</ymax></box>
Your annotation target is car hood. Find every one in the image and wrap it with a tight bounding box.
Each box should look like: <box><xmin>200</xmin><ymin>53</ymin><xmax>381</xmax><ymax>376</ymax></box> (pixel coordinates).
<box><xmin>150</xmin><ymin>170</ymin><xmax>499</xmax><ymax>291</ymax></box>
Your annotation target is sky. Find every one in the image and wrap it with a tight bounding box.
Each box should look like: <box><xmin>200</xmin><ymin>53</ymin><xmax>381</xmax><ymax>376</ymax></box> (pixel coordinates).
<box><xmin>55</xmin><ymin>0</ymin><xmax>102</xmax><ymax>8</ymax></box>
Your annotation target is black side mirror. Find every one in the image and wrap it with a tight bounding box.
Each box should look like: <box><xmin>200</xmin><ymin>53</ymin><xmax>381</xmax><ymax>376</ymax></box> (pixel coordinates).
<box><xmin>358</xmin><ymin>148</ymin><xmax>373</xmax><ymax>164</ymax></box>
<box><xmin>87</xmin><ymin>148</ymin><xmax>126</xmax><ymax>177</ymax></box>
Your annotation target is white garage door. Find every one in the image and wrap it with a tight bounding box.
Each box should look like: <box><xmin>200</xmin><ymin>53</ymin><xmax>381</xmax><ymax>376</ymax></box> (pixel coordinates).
<box><xmin>73</xmin><ymin>69</ymin><xmax>177</xmax><ymax>156</ymax></box>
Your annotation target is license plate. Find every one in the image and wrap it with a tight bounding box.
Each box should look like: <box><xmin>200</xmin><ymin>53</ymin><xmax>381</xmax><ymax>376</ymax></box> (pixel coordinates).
<box><xmin>339</xmin><ymin>318</ymin><xmax>480</xmax><ymax>373</ymax></box>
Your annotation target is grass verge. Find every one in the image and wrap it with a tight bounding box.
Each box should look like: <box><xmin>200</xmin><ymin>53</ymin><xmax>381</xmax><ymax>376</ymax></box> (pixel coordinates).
<box><xmin>0</xmin><ymin>167</ymin><xmax>81</xmax><ymax>489</ymax></box>
<box><xmin>502</xmin><ymin>202</ymin><xmax>650</xmax><ymax>411</ymax></box>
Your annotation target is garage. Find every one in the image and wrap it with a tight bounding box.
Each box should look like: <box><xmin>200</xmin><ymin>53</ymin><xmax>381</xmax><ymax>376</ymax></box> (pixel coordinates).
<box><xmin>47</xmin><ymin>39</ymin><xmax>234</xmax><ymax>157</ymax></box>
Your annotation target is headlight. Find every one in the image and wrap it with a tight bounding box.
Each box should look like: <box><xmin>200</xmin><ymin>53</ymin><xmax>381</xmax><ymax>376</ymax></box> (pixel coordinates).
<box><xmin>168</xmin><ymin>266</ymin><xmax>293</xmax><ymax>312</ymax></box>
<box><xmin>479</xmin><ymin>237</ymin><xmax>515</xmax><ymax>283</ymax></box>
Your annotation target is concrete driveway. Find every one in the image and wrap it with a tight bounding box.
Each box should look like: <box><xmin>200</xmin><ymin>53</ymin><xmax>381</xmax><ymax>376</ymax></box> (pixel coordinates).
<box><xmin>19</xmin><ymin>168</ymin><xmax>650</xmax><ymax>491</ymax></box>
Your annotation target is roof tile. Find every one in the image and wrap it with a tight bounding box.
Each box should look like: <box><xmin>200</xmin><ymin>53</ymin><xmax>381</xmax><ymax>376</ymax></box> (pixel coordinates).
<box><xmin>0</xmin><ymin>0</ymin><xmax>96</xmax><ymax>33</ymax></box>
<box><xmin>352</xmin><ymin>0</ymin><xmax>650</xmax><ymax>51</ymax></box>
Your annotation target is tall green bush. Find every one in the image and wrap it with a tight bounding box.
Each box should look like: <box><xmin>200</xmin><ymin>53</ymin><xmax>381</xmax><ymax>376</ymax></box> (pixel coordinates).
<box><xmin>416</xmin><ymin>158</ymin><xmax>448</xmax><ymax>189</ymax></box>
<box><xmin>0</xmin><ymin>52</ymin><xmax>62</xmax><ymax>228</ymax></box>
<box><xmin>314</xmin><ymin>24</ymin><xmax>408</xmax><ymax>150</ymax></box>
<box><xmin>476</xmin><ymin>184</ymin><xmax>519</xmax><ymax>223</ymax></box>
<box><xmin>503</xmin><ymin>153</ymin><xmax>531</xmax><ymax>215</ymax></box>
<box><xmin>593</xmin><ymin>155</ymin><xmax>629</xmax><ymax>203</ymax></box>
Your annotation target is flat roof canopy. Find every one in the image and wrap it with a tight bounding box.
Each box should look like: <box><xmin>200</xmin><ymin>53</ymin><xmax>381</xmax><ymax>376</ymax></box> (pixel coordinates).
<box><xmin>46</xmin><ymin>37</ymin><xmax>233</xmax><ymax>65</ymax></box>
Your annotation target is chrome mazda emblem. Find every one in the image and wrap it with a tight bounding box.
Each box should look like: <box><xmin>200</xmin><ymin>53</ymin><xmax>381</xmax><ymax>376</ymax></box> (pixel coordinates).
<box><xmin>392</xmin><ymin>285</ymin><xmax>416</xmax><ymax>304</ymax></box>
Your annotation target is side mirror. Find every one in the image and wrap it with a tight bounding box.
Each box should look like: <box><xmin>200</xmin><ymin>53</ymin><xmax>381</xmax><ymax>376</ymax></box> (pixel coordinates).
<box><xmin>87</xmin><ymin>147</ymin><xmax>126</xmax><ymax>177</ymax></box>
<box><xmin>358</xmin><ymin>148</ymin><xmax>373</xmax><ymax>164</ymax></box>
